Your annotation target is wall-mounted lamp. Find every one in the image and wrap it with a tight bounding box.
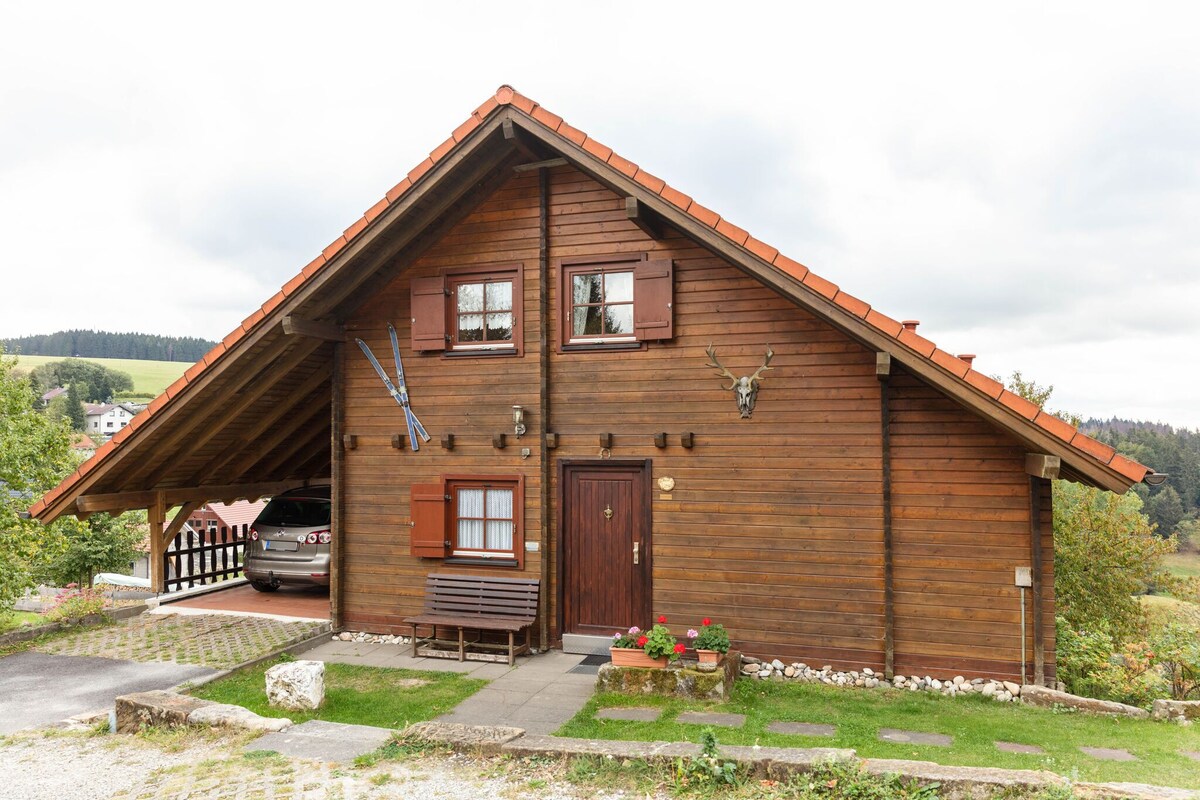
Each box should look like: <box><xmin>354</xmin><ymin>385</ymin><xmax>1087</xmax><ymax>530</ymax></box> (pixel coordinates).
<box><xmin>512</xmin><ymin>405</ymin><xmax>526</xmax><ymax>437</ymax></box>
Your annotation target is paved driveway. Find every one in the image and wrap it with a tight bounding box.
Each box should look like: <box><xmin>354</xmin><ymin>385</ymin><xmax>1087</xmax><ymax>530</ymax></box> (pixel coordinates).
<box><xmin>0</xmin><ymin>651</ymin><xmax>214</xmax><ymax>734</ymax></box>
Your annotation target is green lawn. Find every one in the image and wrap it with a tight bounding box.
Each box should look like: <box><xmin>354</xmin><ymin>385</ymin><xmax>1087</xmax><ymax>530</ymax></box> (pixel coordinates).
<box><xmin>0</xmin><ymin>611</ymin><xmax>44</xmax><ymax>634</ymax></box>
<box><xmin>558</xmin><ymin>680</ymin><xmax>1200</xmax><ymax>789</ymax></box>
<box><xmin>191</xmin><ymin>660</ymin><xmax>486</xmax><ymax>730</ymax></box>
<box><xmin>12</xmin><ymin>354</ymin><xmax>189</xmax><ymax>399</ymax></box>
<box><xmin>1165</xmin><ymin>551</ymin><xmax>1200</xmax><ymax>580</ymax></box>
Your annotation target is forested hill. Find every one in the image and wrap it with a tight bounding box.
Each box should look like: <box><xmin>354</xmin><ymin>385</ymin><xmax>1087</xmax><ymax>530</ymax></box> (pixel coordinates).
<box><xmin>2</xmin><ymin>330</ymin><xmax>216</xmax><ymax>362</ymax></box>
<box><xmin>1082</xmin><ymin>417</ymin><xmax>1200</xmax><ymax>535</ymax></box>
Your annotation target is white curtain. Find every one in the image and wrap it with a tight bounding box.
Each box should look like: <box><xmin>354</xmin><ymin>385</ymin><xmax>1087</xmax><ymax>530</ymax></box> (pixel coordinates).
<box><xmin>486</xmin><ymin>488</ymin><xmax>514</xmax><ymax>551</ymax></box>
<box><xmin>457</xmin><ymin>488</ymin><xmax>485</xmax><ymax>549</ymax></box>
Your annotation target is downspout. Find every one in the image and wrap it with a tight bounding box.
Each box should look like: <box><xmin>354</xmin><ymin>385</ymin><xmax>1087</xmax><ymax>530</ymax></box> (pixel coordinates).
<box><xmin>876</xmin><ymin>353</ymin><xmax>895</xmax><ymax>679</ymax></box>
<box><xmin>538</xmin><ymin>166</ymin><xmax>552</xmax><ymax>651</ymax></box>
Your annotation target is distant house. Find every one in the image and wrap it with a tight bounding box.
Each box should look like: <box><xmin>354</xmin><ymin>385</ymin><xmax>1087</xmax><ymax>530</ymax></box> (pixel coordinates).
<box><xmin>187</xmin><ymin>500</ymin><xmax>267</xmax><ymax>542</ymax></box>
<box><xmin>71</xmin><ymin>434</ymin><xmax>97</xmax><ymax>455</ymax></box>
<box><xmin>39</xmin><ymin>386</ymin><xmax>67</xmax><ymax>407</ymax></box>
<box><xmin>84</xmin><ymin>402</ymin><xmax>139</xmax><ymax>436</ymax></box>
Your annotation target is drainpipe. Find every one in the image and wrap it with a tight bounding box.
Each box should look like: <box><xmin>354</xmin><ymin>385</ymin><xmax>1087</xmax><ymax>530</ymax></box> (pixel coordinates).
<box><xmin>538</xmin><ymin>166</ymin><xmax>552</xmax><ymax>651</ymax></box>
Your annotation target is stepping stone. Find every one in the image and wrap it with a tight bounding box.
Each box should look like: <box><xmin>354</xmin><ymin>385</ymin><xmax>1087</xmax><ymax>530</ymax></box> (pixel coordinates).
<box><xmin>878</xmin><ymin>728</ymin><xmax>952</xmax><ymax>747</ymax></box>
<box><xmin>248</xmin><ymin>720</ymin><xmax>393</xmax><ymax>763</ymax></box>
<box><xmin>1079</xmin><ymin>746</ymin><xmax>1137</xmax><ymax>762</ymax></box>
<box><xmin>995</xmin><ymin>741</ymin><xmax>1045</xmax><ymax>755</ymax></box>
<box><xmin>596</xmin><ymin>707</ymin><xmax>662</xmax><ymax>722</ymax></box>
<box><xmin>1182</xmin><ymin>751</ymin><xmax>1200</xmax><ymax>762</ymax></box>
<box><xmin>767</xmin><ymin>722</ymin><xmax>836</xmax><ymax>737</ymax></box>
<box><xmin>677</xmin><ymin>711</ymin><xmax>746</xmax><ymax>727</ymax></box>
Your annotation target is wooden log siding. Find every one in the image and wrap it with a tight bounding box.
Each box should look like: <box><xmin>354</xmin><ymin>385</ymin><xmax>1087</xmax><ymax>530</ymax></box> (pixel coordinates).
<box><xmin>340</xmin><ymin>164</ymin><xmax>1050</xmax><ymax>679</ymax></box>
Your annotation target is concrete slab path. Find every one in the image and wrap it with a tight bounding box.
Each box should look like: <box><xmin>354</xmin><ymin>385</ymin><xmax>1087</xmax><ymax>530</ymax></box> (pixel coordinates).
<box><xmin>0</xmin><ymin>652</ymin><xmax>214</xmax><ymax>734</ymax></box>
<box><xmin>303</xmin><ymin>641</ymin><xmax>595</xmax><ymax>735</ymax></box>
<box><xmin>247</xmin><ymin>719</ymin><xmax>394</xmax><ymax>763</ymax></box>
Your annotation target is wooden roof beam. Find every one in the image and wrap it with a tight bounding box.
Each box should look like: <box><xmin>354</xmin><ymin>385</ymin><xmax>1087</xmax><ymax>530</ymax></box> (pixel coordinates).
<box><xmin>76</xmin><ymin>480</ymin><xmax>306</xmax><ymax>515</ymax></box>
<box><xmin>625</xmin><ymin>197</ymin><xmax>664</xmax><ymax>239</ymax></box>
<box><xmin>249</xmin><ymin>424</ymin><xmax>329</xmax><ymax>481</ymax></box>
<box><xmin>226</xmin><ymin>400</ymin><xmax>332</xmax><ymax>482</ymax></box>
<box><xmin>1025</xmin><ymin>453</ymin><xmax>1061</xmax><ymax>480</ymax></box>
<box><xmin>282</xmin><ymin>315</ymin><xmax>344</xmax><ymax>341</ymax></box>
<box><xmin>502</xmin><ymin>118</ymin><xmax>541</xmax><ymax>161</ymax></box>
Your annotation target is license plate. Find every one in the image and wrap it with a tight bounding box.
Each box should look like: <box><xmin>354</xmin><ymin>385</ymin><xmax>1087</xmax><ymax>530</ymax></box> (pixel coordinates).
<box><xmin>264</xmin><ymin>540</ymin><xmax>299</xmax><ymax>552</ymax></box>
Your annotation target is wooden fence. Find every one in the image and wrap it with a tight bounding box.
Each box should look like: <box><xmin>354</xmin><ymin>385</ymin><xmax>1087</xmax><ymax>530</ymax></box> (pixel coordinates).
<box><xmin>163</xmin><ymin>524</ymin><xmax>247</xmax><ymax>592</ymax></box>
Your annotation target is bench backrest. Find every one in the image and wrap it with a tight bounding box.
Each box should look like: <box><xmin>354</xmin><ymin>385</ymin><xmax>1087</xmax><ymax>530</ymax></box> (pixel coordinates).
<box><xmin>423</xmin><ymin>573</ymin><xmax>539</xmax><ymax>621</ymax></box>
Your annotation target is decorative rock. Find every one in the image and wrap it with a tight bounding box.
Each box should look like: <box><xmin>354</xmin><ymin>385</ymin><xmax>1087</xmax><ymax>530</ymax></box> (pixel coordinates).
<box><xmin>188</xmin><ymin>703</ymin><xmax>292</xmax><ymax>732</ymax></box>
<box><xmin>863</xmin><ymin>667</ymin><xmax>874</xmax><ymax>676</ymax></box>
<box><xmin>784</xmin><ymin>666</ymin><xmax>797</xmax><ymax>678</ymax></box>
<box><xmin>982</xmin><ymin>683</ymin><xmax>996</xmax><ymax>696</ymax></box>
<box><xmin>953</xmin><ymin>676</ymin><xmax>965</xmax><ymax>686</ymax></box>
<box><xmin>266</xmin><ymin>660</ymin><xmax>325</xmax><ymax>710</ymax></box>
<box><xmin>741</xmin><ymin>655</ymin><xmax>761</xmax><ymax>665</ymax></box>
<box><xmin>742</xmin><ymin>664</ymin><xmax>759</xmax><ymax>676</ymax></box>
<box><xmin>1003</xmin><ymin>681</ymin><xmax>1021</xmax><ymax>696</ymax></box>
<box><xmin>1152</xmin><ymin>699</ymin><xmax>1200</xmax><ymax>724</ymax></box>
<box><xmin>971</xmin><ymin>678</ymin><xmax>984</xmax><ymax>685</ymax></box>
<box><xmin>1020</xmin><ymin>685</ymin><xmax>1150</xmax><ymax>718</ymax></box>
<box><xmin>115</xmin><ymin>691</ymin><xmax>212</xmax><ymax>734</ymax></box>
<box><xmin>771</xmin><ymin>659</ymin><xmax>785</xmax><ymax>671</ymax></box>
<box><xmin>931</xmin><ymin>679</ymin><xmax>943</xmax><ymax>690</ymax></box>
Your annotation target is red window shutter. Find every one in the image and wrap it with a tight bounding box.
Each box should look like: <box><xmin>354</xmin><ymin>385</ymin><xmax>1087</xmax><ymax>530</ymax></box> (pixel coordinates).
<box><xmin>410</xmin><ymin>276</ymin><xmax>447</xmax><ymax>352</ymax></box>
<box><xmin>633</xmin><ymin>259</ymin><xmax>673</xmax><ymax>341</ymax></box>
<box><xmin>409</xmin><ymin>483</ymin><xmax>448</xmax><ymax>558</ymax></box>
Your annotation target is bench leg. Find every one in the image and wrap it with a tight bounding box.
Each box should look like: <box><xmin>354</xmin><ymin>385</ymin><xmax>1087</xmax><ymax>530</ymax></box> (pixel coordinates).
<box><xmin>458</xmin><ymin>627</ymin><xmax>465</xmax><ymax>661</ymax></box>
<box><xmin>508</xmin><ymin>631</ymin><xmax>515</xmax><ymax>667</ymax></box>
<box><xmin>526</xmin><ymin>626</ymin><xmax>531</xmax><ymax>655</ymax></box>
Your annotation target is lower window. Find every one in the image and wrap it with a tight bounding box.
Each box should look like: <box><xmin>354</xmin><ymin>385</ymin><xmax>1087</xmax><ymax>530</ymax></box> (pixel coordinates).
<box><xmin>450</xmin><ymin>479</ymin><xmax>520</xmax><ymax>559</ymax></box>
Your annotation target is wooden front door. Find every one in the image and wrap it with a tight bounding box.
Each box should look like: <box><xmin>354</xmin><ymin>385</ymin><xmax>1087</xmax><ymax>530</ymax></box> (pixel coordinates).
<box><xmin>562</xmin><ymin>462</ymin><xmax>651</xmax><ymax>636</ymax></box>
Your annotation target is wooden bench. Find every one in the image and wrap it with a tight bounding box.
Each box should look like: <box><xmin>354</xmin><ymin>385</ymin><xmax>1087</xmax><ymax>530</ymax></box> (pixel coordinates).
<box><xmin>403</xmin><ymin>574</ymin><xmax>540</xmax><ymax>666</ymax></box>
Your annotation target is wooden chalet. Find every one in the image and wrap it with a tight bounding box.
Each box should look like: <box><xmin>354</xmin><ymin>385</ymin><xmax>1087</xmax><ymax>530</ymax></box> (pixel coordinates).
<box><xmin>30</xmin><ymin>86</ymin><xmax>1155</xmax><ymax>683</ymax></box>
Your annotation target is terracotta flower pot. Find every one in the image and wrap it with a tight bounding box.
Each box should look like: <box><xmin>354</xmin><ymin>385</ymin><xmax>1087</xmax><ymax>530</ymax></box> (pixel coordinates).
<box><xmin>610</xmin><ymin>647</ymin><xmax>669</xmax><ymax>669</ymax></box>
<box><xmin>696</xmin><ymin>649</ymin><xmax>723</xmax><ymax>666</ymax></box>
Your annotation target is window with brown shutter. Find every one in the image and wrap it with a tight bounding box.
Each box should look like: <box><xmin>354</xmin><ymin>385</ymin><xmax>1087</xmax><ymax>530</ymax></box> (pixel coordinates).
<box><xmin>408</xmin><ymin>477</ymin><xmax>525</xmax><ymax>566</ymax></box>
<box><xmin>558</xmin><ymin>253</ymin><xmax>673</xmax><ymax>350</ymax></box>
<box><xmin>409</xmin><ymin>483</ymin><xmax>449</xmax><ymax>557</ymax></box>
<box><xmin>410</xmin><ymin>266</ymin><xmax>524</xmax><ymax>356</ymax></box>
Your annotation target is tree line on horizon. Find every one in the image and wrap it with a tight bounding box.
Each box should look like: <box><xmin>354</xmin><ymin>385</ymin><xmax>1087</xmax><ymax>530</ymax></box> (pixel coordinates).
<box><xmin>2</xmin><ymin>330</ymin><xmax>215</xmax><ymax>362</ymax></box>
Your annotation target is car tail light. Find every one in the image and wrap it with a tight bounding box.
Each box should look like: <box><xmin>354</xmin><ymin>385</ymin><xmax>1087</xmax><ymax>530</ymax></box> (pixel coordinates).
<box><xmin>305</xmin><ymin>532</ymin><xmax>319</xmax><ymax>545</ymax></box>
<box><xmin>249</xmin><ymin>528</ymin><xmax>259</xmax><ymax>541</ymax></box>
<box><xmin>318</xmin><ymin>531</ymin><xmax>332</xmax><ymax>544</ymax></box>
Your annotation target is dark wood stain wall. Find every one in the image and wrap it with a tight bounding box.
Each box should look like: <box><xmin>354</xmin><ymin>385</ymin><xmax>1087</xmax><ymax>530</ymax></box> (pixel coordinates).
<box><xmin>341</xmin><ymin>164</ymin><xmax>1052</xmax><ymax>680</ymax></box>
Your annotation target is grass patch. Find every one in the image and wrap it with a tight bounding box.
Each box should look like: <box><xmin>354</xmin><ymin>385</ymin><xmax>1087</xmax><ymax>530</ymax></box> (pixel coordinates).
<box><xmin>557</xmin><ymin>679</ymin><xmax>1200</xmax><ymax>789</ymax></box>
<box><xmin>0</xmin><ymin>611</ymin><xmax>44</xmax><ymax>634</ymax></box>
<box><xmin>190</xmin><ymin>659</ymin><xmax>485</xmax><ymax>730</ymax></box>
<box><xmin>1164</xmin><ymin>552</ymin><xmax>1200</xmax><ymax>580</ymax></box>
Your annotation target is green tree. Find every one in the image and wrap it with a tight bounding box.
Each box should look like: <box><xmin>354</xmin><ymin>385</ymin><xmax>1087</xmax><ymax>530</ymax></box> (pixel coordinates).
<box><xmin>65</xmin><ymin>382</ymin><xmax>86</xmax><ymax>431</ymax></box>
<box><xmin>28</xmin><ymin>358</ymin><xmax>133</xmax><ymax>402</ymax></box>
<box><xmin>45</xmin><ymin>512</ymin><xmax>144</xmax><ymax>588</ymax></box>
<box><xmin>1053</xmin><ymin>481</ymin><xmax>1176</xmax><ymax>641</ymax></box>
<box><xmin>0</xmin><ymin>349</ymin><xmax>76</xmax><ymax>611</ymax></box>
<box><xmin>1145</xmin><ymin>485</ymin><xmax>1186</xmax><ymax>537</ymax></box>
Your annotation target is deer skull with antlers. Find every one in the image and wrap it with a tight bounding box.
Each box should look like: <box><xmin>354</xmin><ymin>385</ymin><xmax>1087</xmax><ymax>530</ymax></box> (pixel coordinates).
<box><xmin>705</xmin><ymin>344</ymin><xmax>775</xmax><ymax>418</ymax></box>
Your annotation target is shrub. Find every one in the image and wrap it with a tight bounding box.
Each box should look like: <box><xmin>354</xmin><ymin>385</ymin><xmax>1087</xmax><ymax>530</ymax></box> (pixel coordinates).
<box><xmin>672</xmin><ymin>729</ymin><xmax>741</xmax><ymax>790</ymax></box>
<box><xmin>43</xmin><ymin>586</ymin><xmax>107</xmax><ymax>623</ymax></box>
<box><xmin>1054</xmin><ymin>618</ymin><xmax>1164</xmax><ymax>706</ymax></box>
<box><xmin>1151</xmin><ymin>621</ymin><xmax>1200</xmax><ymax>700</ymax></box>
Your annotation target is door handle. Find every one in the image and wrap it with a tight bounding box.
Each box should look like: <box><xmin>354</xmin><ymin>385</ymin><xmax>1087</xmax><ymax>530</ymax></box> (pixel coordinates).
<box><xmin>633</xmin><ymin>542</ymin><xmax>640</xmax><ymax>565</ymax></box>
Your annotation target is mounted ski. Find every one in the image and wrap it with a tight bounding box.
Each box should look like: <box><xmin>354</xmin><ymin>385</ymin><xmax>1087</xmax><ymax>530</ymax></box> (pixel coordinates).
<box><xmin>355</xmin><ymin>326</ymin><xmax>430</xmax><ymax>451</ymax></box>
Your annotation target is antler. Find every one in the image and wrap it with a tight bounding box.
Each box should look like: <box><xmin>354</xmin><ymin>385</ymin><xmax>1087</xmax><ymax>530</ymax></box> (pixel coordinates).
<box><xmin>705</xmin><ymin>343</ymin><xmax>739</xmax><ymax>391</ymax></box>
<box><xmin>748</xmin><ymin>346</ymin><xmax>775</xmax><ymax>386</ymax></box>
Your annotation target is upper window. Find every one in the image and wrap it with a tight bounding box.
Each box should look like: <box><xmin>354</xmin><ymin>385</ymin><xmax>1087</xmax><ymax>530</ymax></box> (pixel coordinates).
<box><xmin>558</xmin><ymin>255</ymin><xmax>674</xmax><ymax>350</ymax></box>
<box><xmin>449</xmin><ymin>274</ymin><xmax>515</xmax><ymax>351</ymax></box>
<box><xmin>567</xmin><ymin>267</ymin><xmax>634</xmax><ymax>344</ymax></box>
<box><xmin>410</xmin><ymin>265</ymin><xmax>524</xmax><ymax>355</ymax></box>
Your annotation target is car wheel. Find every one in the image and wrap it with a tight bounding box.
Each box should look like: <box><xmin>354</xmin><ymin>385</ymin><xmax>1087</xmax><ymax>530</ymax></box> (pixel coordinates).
<box><xmin>249</xmin><ymin>580</ymin><xmax>278</xmax><ymax>593</ymax></box>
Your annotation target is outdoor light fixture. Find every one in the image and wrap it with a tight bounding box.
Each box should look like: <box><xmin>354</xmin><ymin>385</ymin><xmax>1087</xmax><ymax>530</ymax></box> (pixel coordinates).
<box><xmin>512</xmin><ymin>405</ymin><xmax>526</xmax><ymax>437</ymax></box>
<box><xmin>1144</xmin><ymin>471</ymin><xmax>1169</xmax><ymax>487</ymax></box>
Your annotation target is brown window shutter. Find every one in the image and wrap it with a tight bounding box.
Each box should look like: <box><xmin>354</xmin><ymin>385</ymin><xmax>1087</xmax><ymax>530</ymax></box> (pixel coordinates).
<box><xmin>409</xmin><ymin>483</ymin><xmax>448</xmax><ymax>558</ymax></box>
<box><xmin>633</xmin><ymin>259</ymin><xmax>674</xmax><ymax>340</ymax></box>
<box><xmin>410</xmin><ymin>276</ymin><xmax>447</xmax><ymax>351</ymax></box>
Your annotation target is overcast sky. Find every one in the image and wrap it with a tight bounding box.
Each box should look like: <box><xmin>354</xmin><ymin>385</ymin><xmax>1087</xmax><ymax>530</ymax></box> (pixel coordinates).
<box><xmin>1</xmin><ymin>2</ymin><xmax>1197</xmax><ymax>426</ymax></box>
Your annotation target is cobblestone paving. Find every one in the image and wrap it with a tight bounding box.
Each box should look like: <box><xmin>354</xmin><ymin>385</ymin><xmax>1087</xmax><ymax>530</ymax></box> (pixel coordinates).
<box><xmin>35</xmin><ymin>614</ymin><xmax>327</xmax><ymax>670</ymax></box>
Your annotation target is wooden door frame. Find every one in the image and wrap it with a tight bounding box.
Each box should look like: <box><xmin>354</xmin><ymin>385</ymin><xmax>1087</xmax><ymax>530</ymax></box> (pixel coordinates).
<box><xmin>555</xmin><ymin>459</ymin><xmax>653</xmax><ymax>641</ymax></box>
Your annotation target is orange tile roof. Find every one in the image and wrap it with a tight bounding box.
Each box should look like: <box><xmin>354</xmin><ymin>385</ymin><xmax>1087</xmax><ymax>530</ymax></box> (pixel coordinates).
<box><xmin>28</xmin><ymin>85</ymin><xmax>1150</xmax><ymax>519</ymax></box>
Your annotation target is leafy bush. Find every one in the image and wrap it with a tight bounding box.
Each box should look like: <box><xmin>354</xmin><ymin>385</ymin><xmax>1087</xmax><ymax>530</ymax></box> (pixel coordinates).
<box><xmin>769</xmin><ymin>759</ymin><xmax>939</xmax><ymax>799</ymax></box>
<box><xmin>1055</xmin><ymin>618</ymin><xmax>1165</xmax><ymax>706</ymax></box>
<box><xmin>43</xmin><ymin>586</ymin><xmax>107</xmax><ymax>623</ymax></box>
<box><xmin>1151</xmin><ymin>621</ymin><xmax>1200</xmax><ymax>700</ymax></box>
<box><xmin>672</xmin><ymin>729</ymin><xmax>741</xmax><ymax>790</ymax></box>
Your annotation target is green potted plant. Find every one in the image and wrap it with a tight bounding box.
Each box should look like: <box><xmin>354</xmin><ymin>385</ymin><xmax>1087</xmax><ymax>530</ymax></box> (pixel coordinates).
<box><xmin>689</xmin><ymin>618</ymin><xmax>731</xmax><ymax>665</ymax></box>
<box><xmin>610</xmin><ymin>616</ymin><xmax>685</xmax><ymax>668</ymax></box>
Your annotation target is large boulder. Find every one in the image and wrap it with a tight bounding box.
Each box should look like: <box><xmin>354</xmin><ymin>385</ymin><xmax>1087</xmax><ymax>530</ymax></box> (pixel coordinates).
<box><xmin>1152</xmin><ymin>698</ymin><xmax>1200</xmax><ymax>724</ymax></box>
<box><xmin>266</xmin><ymin>660</ymin><xmax>325</xmax><ymax>710</ymax></box>
<box><xmin>189</xmin><ymin>703</ymin><xmax>292</xmax><ymax>732</ymax></box>
<box><xmin>115</xmin><ymin>690</ymin><xmax>213</xmax><ymax>733</ymax></box>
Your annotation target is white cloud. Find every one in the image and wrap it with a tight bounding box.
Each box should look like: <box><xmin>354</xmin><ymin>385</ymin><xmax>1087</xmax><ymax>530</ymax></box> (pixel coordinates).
<box><xmin>0</xmin><ymin>1</ymin><xmax>1197</xmax><ymax>425</ymax></box>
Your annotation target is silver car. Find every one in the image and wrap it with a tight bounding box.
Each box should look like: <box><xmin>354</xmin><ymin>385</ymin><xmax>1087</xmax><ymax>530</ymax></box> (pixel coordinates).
<box><xmin>244</xmin><ymin>486</ymin><xmax>332</xmax><ymax>592</ymax></box>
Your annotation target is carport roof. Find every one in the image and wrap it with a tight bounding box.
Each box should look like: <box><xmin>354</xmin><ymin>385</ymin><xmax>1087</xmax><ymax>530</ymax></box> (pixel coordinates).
<box><xmin>30</xmin><ymin>85</ymin><xmax>1151</xmax><ymax>523</ymax></box>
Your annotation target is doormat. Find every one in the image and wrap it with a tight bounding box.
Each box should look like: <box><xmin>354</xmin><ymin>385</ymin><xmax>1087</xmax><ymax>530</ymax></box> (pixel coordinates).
<box><xmin>567</xmin><ymin>653</ymin><xmax>609</xmax><ymax>675</ymax></box>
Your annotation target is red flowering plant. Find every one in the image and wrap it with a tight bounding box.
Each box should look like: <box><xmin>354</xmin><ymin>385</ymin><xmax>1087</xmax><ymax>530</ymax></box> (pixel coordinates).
<box><xmin>612</xmin><ymin>616</ymin><xmax>682</xmax><ymax>661</ymax></box>
<box><xmin>689</xmin><ymin>617</ymin><xmax>731</xmax><ymax>653</ymax></box>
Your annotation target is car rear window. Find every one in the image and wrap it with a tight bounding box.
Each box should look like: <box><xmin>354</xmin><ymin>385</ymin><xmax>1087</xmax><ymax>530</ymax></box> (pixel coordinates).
<box><xmin>255</xmin><ymin>498</ymin><xmax>332</xmax><ymax>527</ymax></box>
